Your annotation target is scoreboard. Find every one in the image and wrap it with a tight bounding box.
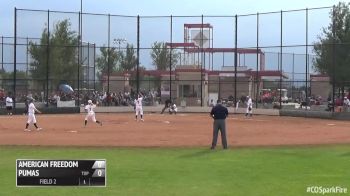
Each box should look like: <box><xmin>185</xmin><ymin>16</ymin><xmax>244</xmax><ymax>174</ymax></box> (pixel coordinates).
<box><xmin>16</xmin><ymin>159</ymin><xmax>106</xmax><ymax>187</ymax></box>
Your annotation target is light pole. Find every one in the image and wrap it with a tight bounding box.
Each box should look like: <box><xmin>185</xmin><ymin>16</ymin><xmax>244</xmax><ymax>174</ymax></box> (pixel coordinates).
<box><xmin>113</xmin><ymin>38</ymin><xmax>127</xmax><ymax>53</ymax></box>
<box><xmin>113</xmin><ymin>38</ymin><xmax>127</xmax><ymax>72</ymax></box>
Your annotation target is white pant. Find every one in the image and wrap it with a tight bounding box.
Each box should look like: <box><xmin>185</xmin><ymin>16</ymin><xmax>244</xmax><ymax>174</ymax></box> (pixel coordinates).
<box><xmin>27</xmin><ymin>113</ymin><xmax>37</xmax><ymax>124</ymax></box>
<box><xmin>246</xmin><ymin>106</ymin><xmax>252</xmax><ymax>114</ymax></box>
<box><xmin>85</xmin><ymin>112</ymin><xmax>96</xmax><ymax>122</ymax></box>
<box><xmin>135</xmin><ymin>107</ymin><xmax>143</xmax><ymax>116</ymax></box>
<box><xmin>169</xmin><ymin>108</ymin><xmax>177</xmax><ymax>113</ymax></box>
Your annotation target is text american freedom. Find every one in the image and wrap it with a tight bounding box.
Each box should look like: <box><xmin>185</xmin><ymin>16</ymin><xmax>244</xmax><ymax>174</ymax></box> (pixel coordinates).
<box><xmin>17</xmin><ymin>161</ymin><xmax>79</xmax><ymax>177</ymax></box>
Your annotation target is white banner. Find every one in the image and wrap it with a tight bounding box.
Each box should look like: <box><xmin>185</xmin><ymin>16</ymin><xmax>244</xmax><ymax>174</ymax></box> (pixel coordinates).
<box><xmin>161</xmin><ymin>91</ymin><xmax>170</xmax><ymax>96</ymax></box>
<box><xmin>57</xmin><ymin>100</ymin><xmax>75</xmax><ymax>107</ymax></box>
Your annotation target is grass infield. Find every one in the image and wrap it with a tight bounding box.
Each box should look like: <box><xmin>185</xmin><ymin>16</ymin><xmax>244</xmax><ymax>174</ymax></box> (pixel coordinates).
<box><xmin>1</xmin><ymin>145</ymin><xmax>349</xmax><ymax>196</ymax></box>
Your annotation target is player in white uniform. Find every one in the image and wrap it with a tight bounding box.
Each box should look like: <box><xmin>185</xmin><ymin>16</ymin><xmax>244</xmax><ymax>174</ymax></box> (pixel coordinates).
<box><xmin>169</xmin><ymin>103</ymin><xmax>178</xmax><ymax>114</ymax></box>
<box><xmin>5</xmin><ymin>94</ymin><xmax>13</xmax><ymax>115</ymax></box>
<box><xmin>24</xmin><ymin>99</ymin><xmax>42</xmax><ymax>131</ymax></box>
<box><xmin>84</xmin><ymin>100</ymin><xmax>102</xmax><ymax>126</ymax></box>
<box><xmin>245</xmin><ymin>96</ymin><xmax>253</xmax><ymax>117</ymax></box>
<box><xmin>134</xmin><ymin>94</ymin><xmax>144</xmax><ymax>121</ymax></box>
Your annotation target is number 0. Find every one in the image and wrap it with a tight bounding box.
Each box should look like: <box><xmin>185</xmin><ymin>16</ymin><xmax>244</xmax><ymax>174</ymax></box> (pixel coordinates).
<box><xmin>97</xmin><ymin>161</ymin><xmax>102</xmax><ymax>168</ymax></box>
<box><xmin>98</xmin><ymin>170</ymin><xmax>102</xmax><ymax>176</ymax></box>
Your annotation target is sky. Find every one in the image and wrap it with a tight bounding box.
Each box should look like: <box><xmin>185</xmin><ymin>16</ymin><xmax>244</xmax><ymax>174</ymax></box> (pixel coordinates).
<box><xmin>1</xmin><ymin>0</ymin><xmax>342</xmax><ymax>37</ymax></box>
<box><xmin>0</xmin><ymin>0</ymin><xmax>348</xmax><ymax>79</ymax></box>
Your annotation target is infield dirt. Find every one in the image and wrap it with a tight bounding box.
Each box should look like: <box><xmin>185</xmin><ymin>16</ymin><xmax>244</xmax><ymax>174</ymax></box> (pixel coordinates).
<box><xmin>0</xmin><ymin>113</ymin><xmax>349</xmax><ymax>147</ymax></box>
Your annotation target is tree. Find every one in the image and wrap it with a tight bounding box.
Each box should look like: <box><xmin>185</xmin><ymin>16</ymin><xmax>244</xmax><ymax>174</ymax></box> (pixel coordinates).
<box><xmin>120</xmin><ymin>43</ymin><xmax>138</xmax><ymax>71</ymax></box>
<box><xmin>129</xmin><ymin>65</ymin><xmax>146</xmax><ymax>88</ymax></box>
<box><xmin>28</xmin><ymin>19</ymin><xmax>79</xmax><ymax>89</ymax></box>
<box><xmin>313</xmin><ymin>2</ymin><xmax>350</xmax><ymax>95</ymax></box>
<box><xmin>0</xmin><ymin>70</ymin><xmax>28</xmax><ymax>93</ymax></box>
<box><xmin>150</xmin><ymin>42</ymin><xmax>179</xmax><ymax>70</ymax></box>
<box><xmin>96</xmin><ymin>46</ymin><xmax>122</xmax><ymax>77</ymax></box>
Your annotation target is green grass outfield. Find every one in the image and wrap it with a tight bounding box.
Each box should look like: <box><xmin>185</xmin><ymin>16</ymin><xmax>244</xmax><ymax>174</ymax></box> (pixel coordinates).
<box><xmin>1</xmin><ymin>145</ymin><xmax>349</xmax><ymax>196</ymax></box>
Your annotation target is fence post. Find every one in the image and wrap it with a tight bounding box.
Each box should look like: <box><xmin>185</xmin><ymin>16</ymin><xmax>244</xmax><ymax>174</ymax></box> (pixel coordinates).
<box><xmin>255</xmin><ymin>12</ymin><xmax>259</xmax><ymax>109</ymax></box>
<box><xmin>46</xmin><ymin>10</ymin><xmax>50</xmax><ymax>107</ymax></box>
<box><xmin>332</xmin><ymin>6</ymin><xmax>336</xmax><ymax>113</ymax></box>
<box><xmin>305</xmin><ymin>8</ymin><xmax>309</xmax><ymax>109</ymax></box>
<box><xmin>13</xmin><ymin>7</ymin><xmax>17</xmax><ymax>109</ymax></box>
<box><xmin>136</xmin><ymin>15</ymin><xmax>140</xmax><ymax>96</ymax></box>
<box><xmin>107</xmin><ymin>13</ymin><xmax>110</xmax><ymax>94</ymax></box>
<box><xmin>200</xmin><ymin>15</ymin><xmax>204</xmax><ymax>107</ymax></box>
<box><xmin>234</xmin><ymin>15</ymin><xmax>238</xmax><ymax>105</ymax></box>
<box><xmin>87</xmin><ymin>42</ymin><xmax>90</xmax><ymax>91</ymax></box>
<box><xmin>292</xmin><ymin>53</ymin><xmax>295</xmax><ymax>100</ymax></box>
<box><xmin>170</xmin><ymin>15</ymin><xmax>173</xmax><ymax>102</ymax></box>
<box><xmin>93</xmin><ymin>43</ymin><xmax>96</xmax><ymax>90</ymax></box>
<box><xmin>77</xmin><ymin>12</ymin><xmax>81</xmax><ymax>106</ymax></box>
<box><xmin>1</xmin><ymin>36</ymin><xmax>4</xmax><ymax>71</ymax></box>
<box><xmin>279</xmin><ymin>10</ymin><xmax>283</xmax><ymax>109</ymax></box>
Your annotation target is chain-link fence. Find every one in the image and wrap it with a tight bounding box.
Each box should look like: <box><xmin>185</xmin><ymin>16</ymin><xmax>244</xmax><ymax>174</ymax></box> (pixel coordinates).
<box><xmin>1</xmin><ymin>5</ymin><xmax>349</xmax><ymax>112</ymax></box>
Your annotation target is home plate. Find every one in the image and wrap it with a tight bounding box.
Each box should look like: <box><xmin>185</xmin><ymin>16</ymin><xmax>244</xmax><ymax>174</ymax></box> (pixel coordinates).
<box><xmin>163</xmin><ymin>121</ymin><xmax>170</xmax><ymax>124</ymax></box>
<box><xmin>327</xmin><ymin>124</ymin><xmax>335</xmax><ymax>126</ymax></box>
<box><xmin>68</xmin><ymin>130</ymin><xmax>78</xmax><ymax>133</ymax></box>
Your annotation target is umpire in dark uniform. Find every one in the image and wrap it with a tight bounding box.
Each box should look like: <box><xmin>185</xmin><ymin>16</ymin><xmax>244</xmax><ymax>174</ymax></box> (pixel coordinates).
<box><xmin>210</xmin><ymin>99</ymin><xmax>228</xmax><ymax>149</ymax></box>
<box><xmin>161</xmin><ymin>99</ymin><xmax>172</xmax><ymax>114</ymax></box>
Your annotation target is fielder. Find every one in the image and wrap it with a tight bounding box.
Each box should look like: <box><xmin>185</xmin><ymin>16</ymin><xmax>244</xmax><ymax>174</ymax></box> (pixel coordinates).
<box><xmin>235</xmin><ymin>100</ymin><xmax>241</xmax><ymax>110</ymax></box>
<box><xmin>24</xmin><ymin>99</ymin><xmax>42</xmax><ymax>131</ymax></box>
<box><xmin>84</xmin><ymin>100</ymin><xmax>102</xmax><ymax>126</ymax></box>
<box><xmin>5</xmin><ymin>93</ymin><xmax>13</xmax><ymax>115</ymax></box>
<box><xmin>169</xmin><ymin>103</ymin><xmax>178</xmax><ymax>114</ymax></box>
<box><xmin>134</xmin><ymin>94</ymin><xmax>144</xmax><ymax>121</ymax></box>
<box><xmin>245</xmin><ymin>96</ymin><xmax>253</xmax><ymax>117</ymax></box>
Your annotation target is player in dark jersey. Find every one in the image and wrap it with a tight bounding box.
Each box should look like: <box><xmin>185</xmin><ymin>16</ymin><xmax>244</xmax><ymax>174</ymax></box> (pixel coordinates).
<box><xmin>161</xmin><ymin>99</ymin><xmax>172</xmax><ymax>114</ymax></box>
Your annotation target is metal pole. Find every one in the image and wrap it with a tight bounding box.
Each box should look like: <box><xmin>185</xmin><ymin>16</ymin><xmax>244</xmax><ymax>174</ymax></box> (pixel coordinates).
<box><xmin>87</xmin><ymin>42</ymin><xmax>90</xmax><ymax>91</ymax></box>
<box><xmin>211</xmin><ymin>27</ymin><xmax>214</xmax><ymax>70</ymax></box>
<box><xmin>332</xmin><ymin>6</ymin><xmax>336</xmax><ymax>113</ymax></box>
<box><xmin>26</xmin><ymin>37</ymin><xmax>29</xmax><ymax>77</ymax></box>
<box><xmin>234</xmin><ymin>15</ymin><xmax>238</xmax><ymax>105</ymax></box>
<box><xmin>107</xmin><ymin>14</ymin><xmax>110</xmax><ymax>93</ymax></box>
<box><xmin>46</xmin><ymin>10</ymin><xmax>50</xmax><ymax>107</ymax></box>
<box><xmin>218</xmin><ymin>75</ymin><xmax>221</xmax><ymax>99</ymax></box>
<box><xmin>305</xmin><ymin>8</ymin><xmax>308</xmax><ymax>107</ymax></box>
<box><xmin>136</xmin><ymin>15</ymin><xmax>140</xmax><ymax>96</ymax></box>
<box><xmin>170</xmin><ymin>15</ymin><xmax>172</xmax><ymax>101</ymax></box>
<box><xmin>1</xmin><ymin>36</ymin><xmax>3</xmax><ymax>71</ymax></box>
<box><xmin>292</xmin><ymin>53</ymin><xmax>295</xmax><ymax>100</ymax></box>
<box><xmin>13</xmin><ymin>8</ymin><xmax>17</xmax><ymax>109</ymax></box>
<box><xmin>1</xmin><ymin>36</ymin><xmax>3</xmax><ymax>89</ymax></box>
<box><xmin>222</xmin><ymin>52</ymin><xmax>224</xmax><ymax>66</ymax></box>
<box><xmin>81</xmin><ymin>0</ymin><xmax>83</xmax><ymax>100</ymax></box>
<box><xmin>93</xmin><ymin>43</ymin><xmax>96</xmax><ymax>90</ymax></box>
<box><xmin>255</xmin><ymin>12</ymin><xmax>259</xmax><ymax>109</ymax></box>
<box><xmin>77</xmin><ymin>11</ymin><xmax>81</xmax><ymax>106</ymax></box>
<box><xmin>200</xmin><ymin>15</ymin><xmax>204</xmax><ymax>106</ymax></box>
<box><xmin>279</xmin><ymin>10</ymin><xmax>283</xmax><ymax>109</ymax></box>
<box><xmin>77</xmin><ymin>12</ymin><xmax>82</xmax><ymax>106</ymax></box>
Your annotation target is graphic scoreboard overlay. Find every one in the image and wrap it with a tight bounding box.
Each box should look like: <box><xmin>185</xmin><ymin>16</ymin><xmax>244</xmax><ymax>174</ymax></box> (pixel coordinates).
<box><xmin>16</xmin><ymin>159</ymin><xmax>106</xmax><ymax>186</ymax></box>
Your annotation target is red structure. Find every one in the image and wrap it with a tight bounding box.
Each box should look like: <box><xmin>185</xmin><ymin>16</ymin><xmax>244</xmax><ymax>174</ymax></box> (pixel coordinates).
<box><xmin>166</xmin><ymin>23</ymin><xmax>266</xmax><ymax>71</ymax></box>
